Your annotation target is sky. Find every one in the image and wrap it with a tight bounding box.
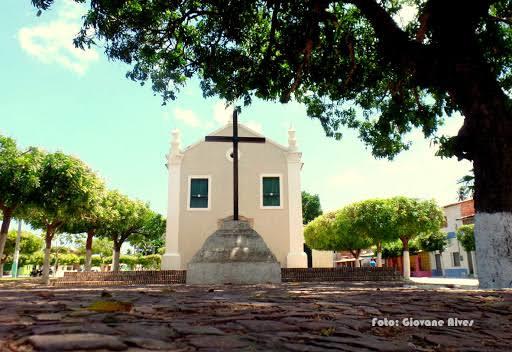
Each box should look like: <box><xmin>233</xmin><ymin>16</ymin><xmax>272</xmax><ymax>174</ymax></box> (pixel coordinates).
<box><xmin>1</xmin><ymin>1</ymin><xmax>472</xmax><ymax>221</ymax></box>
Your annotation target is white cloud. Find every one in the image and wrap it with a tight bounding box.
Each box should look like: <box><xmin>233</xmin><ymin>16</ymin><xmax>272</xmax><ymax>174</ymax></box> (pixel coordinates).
<box><xmin>18</xmin><ymin>0</ymin><xmax>98</xmax><ymax>75</ymax></box>
<box><xmin>174</xmin><ymin>108</ymin><xmax>201</xmax><ymax>127</ymax></box>
<box><xmin>213</xmin><ymin>101</ymin><xmax>234</xmax><ymax>125</ymax></box>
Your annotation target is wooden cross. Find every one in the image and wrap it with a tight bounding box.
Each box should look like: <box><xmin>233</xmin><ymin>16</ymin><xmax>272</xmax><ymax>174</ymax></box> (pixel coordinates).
<box><xmin>205</xmin><ymin>109</ymin><xmax>265</xmax><ymax>220</ymax></box>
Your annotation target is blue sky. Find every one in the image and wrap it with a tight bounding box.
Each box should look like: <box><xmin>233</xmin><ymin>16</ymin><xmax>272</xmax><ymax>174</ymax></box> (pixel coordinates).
<box><xmin>2</xmin><ymin>1</ymin><xmax>472</xmax><ymax>219</ymax></box>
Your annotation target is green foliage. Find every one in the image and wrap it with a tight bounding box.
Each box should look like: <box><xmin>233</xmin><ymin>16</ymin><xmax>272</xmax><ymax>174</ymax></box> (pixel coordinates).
<box><xmin>388</xmin><ymin>197</ymin><xmax>444</xmax><ymax>246</ymax></box>
<box><xmin>2</xmin><ymin>230</ymin><xmax>43</xmax><ymax>264</ymax></box>
<box><xmin>416</xmin><ymin>231</ymin><xmax>448</xmax><ymax>253</ymax></box>
<box><xmin>90</xmin><ymin>255</ymin><xmax>102</xmax><ymax>267</ymax></box>
<box><xmin>304</xmin><ymin>206</ymin><xmax>372</xmax><ymax>257</ymax></box>
<box><xmin>128</xmin><ymin>213</ymin><xmax>166</xmax><ymax>255</ymax></box>
<box><xmin>137</xmin><ymin>254</ymin><xmax>161</xmax><ymax>269</ymax></box>
<box><xmin>119</xmin><ymin>255</ymin><xmax>138</xmax><ymax>268</ymax></box>
<box><xmin>457</xmin><ymin>170</ymin><xmax>475</xmax><ymax>201</ymax></box>
<box><xmin>25</xmin><ymin>251</ymin><xmax>44</xmax><ymax>266</ymax></box>
<box><xmin>58</xmin><ymin>253</ymin><xmax>80</xmax><ymax>266</ymax></box>
<box><xmin>102</xmin><ymin>255</ymin><xmax>113</xmax><ymax>265</ymax></box>
<box><xmin>457</xmin><ymin>224</ymin><xmax>476</xmax><ymax>252</ymax></box>
<box><xmin>31</xmin><ymin>1</ymin><xmax>512</xmax><ymax>161</ymax></box>
<box><xmin>302</xmin><ymin>191</ymin><xmax>322</xmax><ymax>225</ymax></box>
<box><xmin>77</xmin><ymin>237</ymin><xmax>113</xmax><ymax>258</ymax></box>
<box><xmin>24</xmin><ymin>152</ymin><xmax>104</xmax><ymax>236</ymax></box>
<box><xmin>382</xmin><ymin>239</ymin><xmax>420</xmax><ymax>259</ymax></box>
<box><xmin>349</xmin><ymin>198</ymin><xmax>398</xmax><ymax>245</ymax></box>
<box><xmin>0</xmin><ymin>135</ymin><xmax>44</xmax><ymax>212</ymax></box>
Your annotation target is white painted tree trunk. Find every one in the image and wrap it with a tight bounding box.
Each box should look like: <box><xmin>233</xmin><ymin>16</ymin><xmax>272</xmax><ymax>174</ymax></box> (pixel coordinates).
<box><xmin>85</xmin><ymin>249</ymin><xmax>92</xmax><ymax>272</ymax></box>
<box><xmin>354</xmin><ymin>257</ymin><xmax>360</xmax><ymax>267</ymax></box>
<box><xmin>403</xmin><ymin>250</ymin><xmax>411</xmax><ymax>280</ymax></box>
<box><xmin>42</xmin><ymin>247</ymin><xmax>51</xmax><ymax>285</ymax></box>
<box><xmin>475</xmin><ymin>212</ymin><xmax>512</xmax><ymax>289</ymax></box>
<box><xmin>112</xmin><ymin>249</ymin><xmax>121</xmax><ymax>272</ymax></box>
<box><xmin>377</xmin><ymin>252</ymin><xmax>382</xmax><ymax>267</ymax></box>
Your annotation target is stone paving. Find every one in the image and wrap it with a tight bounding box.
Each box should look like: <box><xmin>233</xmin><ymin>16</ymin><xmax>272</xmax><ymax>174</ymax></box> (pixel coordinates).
<box><xmin>0</xmin><ymin>281</ymin><xmax>511</xmax><ymax>351</ymax></box>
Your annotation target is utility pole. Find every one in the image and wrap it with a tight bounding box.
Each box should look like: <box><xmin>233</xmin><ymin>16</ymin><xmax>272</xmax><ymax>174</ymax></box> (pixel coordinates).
<box><xmin>11</xmin><ymin>220</ymin><xmax>22</xmax><ymax>278</ymax></box>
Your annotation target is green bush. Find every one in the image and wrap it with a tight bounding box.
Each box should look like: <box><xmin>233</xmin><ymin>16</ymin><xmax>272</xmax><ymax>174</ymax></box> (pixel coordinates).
<box><xmin>137</xmin><ymin>254</ymin><xmax>161</xmax><ymax>269</ymax></box>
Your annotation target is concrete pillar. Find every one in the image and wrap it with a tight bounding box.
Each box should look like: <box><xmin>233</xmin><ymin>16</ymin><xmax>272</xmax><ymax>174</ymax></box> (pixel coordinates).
<box><xmin>162</xmin><ymin>129</ymin><xmax>184</xmax><ymax>270</ymax></box>
<box><xmin>285</xmin><ymin>126</ymin><xmax>307</xmax><ymax>268</ymax></box>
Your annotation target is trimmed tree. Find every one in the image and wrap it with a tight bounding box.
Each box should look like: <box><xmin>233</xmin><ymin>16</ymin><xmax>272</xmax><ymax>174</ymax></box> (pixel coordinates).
<box><xmin>128</xmin><ymin>213</ymin><xmax>166</xmax><ymax>255</ymax></box>
<box><xmin>0</xmin><ymin>136</ymin><xmax>43</xmax><ymax>276</ymax></box>
<box><xmin>99</xmin><ymin>191</ymin><xmax>159</xmax><ymax>272</ymax></box>
<box><xmin>457</xmin><ymin>224</ymin><xmax>476</xmax><ymax>252</ymax></box>
<box><xmin>2</xmin><ymin>230</ymin><xmax>43</xmax><ymax>268</ymax></box>
<box><xmin>302</xmin><ymin>191</ymin><xmax>323</xmax><ymax>225</ymax></box>
<box><xmin>24</xmin><ymin>152</ymin><xmax>102</xmax><ymax>284</ymax></box>
<box><xmin>61</xmin><ymin>187</ymin><xmax>107</xmax><ymax>271</ymax></box>
<box><xmin>304</xmin><ymin>207</ymin><xmax>372</xmax><ymax>267</ymax></box>
<box><xmin>351</xmin><ymin>199</ymin><xmax>397</xmax><ymax>267</ymax></box>
<box><xmin>389</xmin><ymin>197</ymin><xmax>444</xmax><ymax>279</ymax></box>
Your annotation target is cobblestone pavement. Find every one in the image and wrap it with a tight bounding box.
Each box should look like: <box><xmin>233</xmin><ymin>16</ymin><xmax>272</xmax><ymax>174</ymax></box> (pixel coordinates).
<box><xmin>0</xmin><ymin>281</ymin><xmax>511</xmax><ymax>351</ymax></box>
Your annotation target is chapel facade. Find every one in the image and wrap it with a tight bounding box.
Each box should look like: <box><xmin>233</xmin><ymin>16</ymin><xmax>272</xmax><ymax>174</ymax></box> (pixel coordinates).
<box><xmin>161</xmin><ymin>121</ymin><xmax>333</xmax><ymax>270</ymax></box>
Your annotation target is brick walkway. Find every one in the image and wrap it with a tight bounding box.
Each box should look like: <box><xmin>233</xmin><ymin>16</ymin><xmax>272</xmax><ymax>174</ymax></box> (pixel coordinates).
<box><xmin>0</xmin><ymin>281</ymin><xmax>511</xmax><ymax>351</ymax></box>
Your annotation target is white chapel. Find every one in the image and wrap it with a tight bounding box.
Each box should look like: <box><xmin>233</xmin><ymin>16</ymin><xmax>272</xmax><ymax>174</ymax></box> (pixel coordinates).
<box><xmin>161</xmin><ymin>119</ymin><xmax>333</xmax><ymax>270</ymax></box>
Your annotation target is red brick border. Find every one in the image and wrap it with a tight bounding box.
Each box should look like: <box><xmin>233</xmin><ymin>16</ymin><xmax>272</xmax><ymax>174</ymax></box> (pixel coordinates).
<box><xmin>54</xmin><ymin>268</ymin><xmax>402</xmax><ymax>286</ymax></box>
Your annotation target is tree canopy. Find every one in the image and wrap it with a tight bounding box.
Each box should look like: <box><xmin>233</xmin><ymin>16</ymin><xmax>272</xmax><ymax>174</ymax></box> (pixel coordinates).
<box><xmin>302</xmin><ymin>191</ymin><xmax>322</xmax><ymax>225</ymax></box>
<box><xmin>416</xmin><ymin>230</ymin><xmax>448</xmax><ymax>252</ymax></box>
<box><xmin>457</xmin><ymin>224</ymin><xmax>476</xmax><ymax>252</ymax></box>
<box><xmin>31</xmin><ymin>1</ymin><xmax>512</xmax><ymax>161</ymax></box>
<box><xmin>304</xmin><ymin>207</ymin><xmax>372</xmax><ymax>261</ymax></box>
<box><xmin>388</xmin><ymin>196</ymin><xmax>444</xmax><ymax>248</ymax></box>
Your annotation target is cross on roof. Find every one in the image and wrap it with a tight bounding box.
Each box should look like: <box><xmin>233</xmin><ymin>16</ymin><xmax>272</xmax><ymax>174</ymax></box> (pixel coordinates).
<box><xmin>205</xmin><ymin>110</ymin><xmax>265</xmax><ymax>221</ymax></box>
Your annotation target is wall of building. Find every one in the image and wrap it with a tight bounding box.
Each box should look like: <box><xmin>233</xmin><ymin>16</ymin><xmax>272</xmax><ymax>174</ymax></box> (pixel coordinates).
<box><xmin>177</xmin><ymin>125</ymin><xmax>292</xmax><ymax>268</ymax></box>
<box><xmin>312</xmin><ymin>250</ymin><xmax>334</xmax><ymax>268</ymax></box>
<box><xmin>431</xmin><ymin>200</ymin><xmax>477</xmax><ymax>278</ymax></box>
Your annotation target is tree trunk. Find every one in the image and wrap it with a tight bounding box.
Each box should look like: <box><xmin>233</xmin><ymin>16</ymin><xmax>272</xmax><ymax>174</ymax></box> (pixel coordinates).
<box><xmin>376</xmin><ymin>241</ymin><xmax>383</xmax><ymax>267</ymax></box>
<box><xmin>401</xmin><ymin>238</ymin><xmax>410</xmax><ymax>280</ymax></box>
<box><xmin>350</xmin><ymin>249</ymin><xmax>361</xmax><ymax>267</ymax></box>
<box><xmin>42</xmin><ymin>232</ymin><xmax>53</xmax><ymax>285</ymax></box>
<box><xmin>112</xmin><ymin>244</ymin><xmax>121</xmax><ymax>272</ymax></box>
<box><xmin>0</xmin><ymin>209</ymin><xmax>13</xmax><ymax>278</ymax></box>
<box><xmin>85</xmin><ymin>230</ymin><xmax>94</xmax><ymax>272</ymax></box>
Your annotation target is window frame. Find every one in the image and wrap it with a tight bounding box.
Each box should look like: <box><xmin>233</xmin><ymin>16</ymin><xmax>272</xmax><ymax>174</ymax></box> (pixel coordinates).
<box><xmin>187</xmin><ymin>175</ymin><xmax>211</xmax><ymax>211</ymax></box>
<box><xmin>452</xmin><ymin>252</ymin><xmax>461</xmax><ymax>267</ymax></box>
<box><xmin>260</xmin><ymin>174</ymin><xmax>283</xmax><ymax>209</ymax></box>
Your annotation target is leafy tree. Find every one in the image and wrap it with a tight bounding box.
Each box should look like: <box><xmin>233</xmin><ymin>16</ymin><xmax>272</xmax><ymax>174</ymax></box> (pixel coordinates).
<box><xmin>304</xmin><ymin>207</ymin><xmax>372</xmax><ymax>267</ymax></box>
<box><xmin>98</xmin><ymin>191</ymin><xmax>159</xmax><ymax>271</ymax></box>
<box><xmin>0</xmin><ymin>135</ymin><xmax>43</xmax><ymax>276</ymax></box>
<box><xmin>61</xmin><ymin>187</ymin><xmax>108</xmax><ymax>271</ymax></box>
<box><xmin>31</xmin><ymin>0</ymin><xmax>512</xmax><ymax>287</ymax></box>
<box><xmin>457</xmin><ymin>224</ymin><xmax>476</xmax><ymax>252</ymax></box>
<box><xmin>128</xmin><ymin>213</ymin><xmax>166</xmax><ymax>255</ymax></box>
<box><xmin>24</xmin><ymin>152</ymin><xmax>103</xmax><ymax>283</ymax></box>
<box><xmin>78</xmin><ymin>237</ymin><xmax>113</xmax><ymax>260</ymax></box>
<box><xmin>302</xmin><ymin>191</ymin><xmax>322</xmax><ymax>225</ymax></box>
<box><xmin>2</xmin><ymin>230</ymin><xmax>43</xmax><ymax>267</ymax></box>
<box><xmin>389</xmin><ymin>197</ymin><xmax>444</xmax><ymax>279</ymax></box>
<box><xmin>457</xmin><ymin>170</ymin><xmax>475</xmax><ymax>201</ymax></box>
<box><xmin>416</xmin><ymin>230</ymin><xmax>448</xmax><ymax>253</ymax></box>
<box><xmin>350</xmin><ymin>199</ymin><xmax>397</xmax><ymax>267</ymax></box>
